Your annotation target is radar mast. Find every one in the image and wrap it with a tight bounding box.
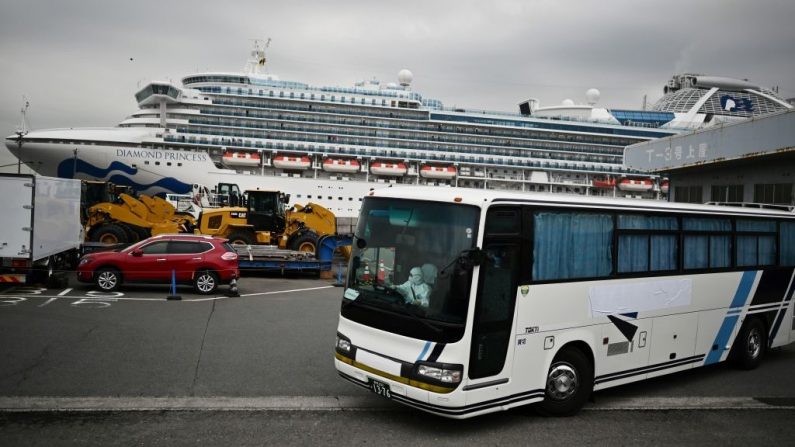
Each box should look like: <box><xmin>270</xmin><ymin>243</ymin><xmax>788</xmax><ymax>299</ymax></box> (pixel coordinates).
<box><xmin>244</xmin><ymin>38</ymin><xmax>271</xmax><ymax>75</ymax></box>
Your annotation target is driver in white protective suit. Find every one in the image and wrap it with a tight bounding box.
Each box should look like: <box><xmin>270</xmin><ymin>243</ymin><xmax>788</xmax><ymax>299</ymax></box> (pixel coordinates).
<box><xmin>393</xmin><ymin>266</ymin><xmax>431</xmax><ymax>307</ymax></box>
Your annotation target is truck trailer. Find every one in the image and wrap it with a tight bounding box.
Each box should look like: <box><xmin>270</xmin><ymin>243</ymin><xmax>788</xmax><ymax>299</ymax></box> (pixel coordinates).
<box><xmin>0</xmin><ymin>174</ymin><xmax>83</xmax><ymax>284</ymax></box>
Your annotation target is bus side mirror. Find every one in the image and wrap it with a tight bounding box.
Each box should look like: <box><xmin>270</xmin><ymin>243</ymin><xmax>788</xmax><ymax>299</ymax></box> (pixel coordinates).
<box><xmin>458</xmin><ymin>247</ymin><xmax>485</xmax><ymax>269</ymax></box>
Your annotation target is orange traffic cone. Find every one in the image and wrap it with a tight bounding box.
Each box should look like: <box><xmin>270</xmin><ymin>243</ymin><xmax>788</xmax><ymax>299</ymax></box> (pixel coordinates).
<box><xmin>362</xmin><ymin>264</ymin><xmax>371</xmax><ymax>283</ymax></box>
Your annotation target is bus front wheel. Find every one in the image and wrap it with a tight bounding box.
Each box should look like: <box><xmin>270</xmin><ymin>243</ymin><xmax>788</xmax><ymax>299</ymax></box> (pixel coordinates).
<box><xmin>538</xmin><ymin>348</ymin><xmax>593</xmax><ymax>416</ymax></box>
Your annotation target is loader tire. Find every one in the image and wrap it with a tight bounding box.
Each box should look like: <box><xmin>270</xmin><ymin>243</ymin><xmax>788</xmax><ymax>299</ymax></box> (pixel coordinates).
<box><xmin>288</xmin><ymin>231</ymin><xmax>319</xmax><ymax>254</ymax></box>
<box><xmin>90</xmin><ymin>224</ymin><xmax>128</xmax><ymax>244</ymax></box>
<box><xmin>227</xmin><ymin>231</ymin><xmax>256</xmax><ymax>246</ymax></box>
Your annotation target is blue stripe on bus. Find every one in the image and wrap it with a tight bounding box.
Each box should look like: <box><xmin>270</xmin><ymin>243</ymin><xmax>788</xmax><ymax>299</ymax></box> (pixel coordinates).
<box><xmin>768</xmin><ymin>271</ymin><xmax>795</xmax><ymax>347</ymax></box>
<box><xmin>729</xmin><ymin>271</ymin><xmax>757</xmax><ymax>309</ymax></box>
<box><xmin>704</xmin><ymin>271</ymin><xmax>757</xmax><ymax>365</ymax></box>
<box><xmin>417</xmin><ymin>341</ymin><xmax>432</xmax><ymax>362</ymax></box>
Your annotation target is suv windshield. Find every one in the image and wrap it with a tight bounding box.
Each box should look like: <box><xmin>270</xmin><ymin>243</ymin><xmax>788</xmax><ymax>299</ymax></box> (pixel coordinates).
<box><xmin>341</xmin><ymin>197</ymin><xmax>480</xmax><ymax>342</ymax></box>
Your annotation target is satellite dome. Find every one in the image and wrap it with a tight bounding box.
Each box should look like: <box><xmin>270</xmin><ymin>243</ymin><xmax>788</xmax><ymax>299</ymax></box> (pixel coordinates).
<box><xmin>398</xmin><ymin>69</ymin><xmax>413</xmax><ymax>87</ymax></box>
<box><xmin>585</xmin><ymin>88</ymin><xmax>600</xmax><ymax>105</ymax></box>
<box><xmin>562</xmin><ymin>99</ymin><xmax>575</xmax><ymax>106</ymax></box>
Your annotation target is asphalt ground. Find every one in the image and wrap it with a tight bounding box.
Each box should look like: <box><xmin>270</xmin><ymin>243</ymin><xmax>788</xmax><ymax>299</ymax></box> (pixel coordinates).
<box><xmin>1</xmin><ymin>273</ymin><xmax>795</xmax><ymax>445</ymax></box>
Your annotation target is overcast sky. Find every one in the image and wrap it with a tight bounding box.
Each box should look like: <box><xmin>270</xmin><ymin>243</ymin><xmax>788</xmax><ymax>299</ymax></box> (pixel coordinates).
<box><xmin>1</xmin><ymin>0</ymin><xmax>794</xmax><ymax>171</ymax></box>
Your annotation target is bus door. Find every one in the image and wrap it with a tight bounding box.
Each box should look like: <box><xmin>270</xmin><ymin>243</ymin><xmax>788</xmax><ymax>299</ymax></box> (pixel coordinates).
<box><xmin>468</xmin><ymin>207</ymin><xmax>527</xmax><ymax>383</ymax></box>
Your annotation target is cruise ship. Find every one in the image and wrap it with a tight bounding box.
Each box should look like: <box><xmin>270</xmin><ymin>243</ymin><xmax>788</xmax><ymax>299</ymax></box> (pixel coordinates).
<box><xmin>5</xmin><ymin>41</ymin><xmax>792</xmax><ymax>217</ymax></box>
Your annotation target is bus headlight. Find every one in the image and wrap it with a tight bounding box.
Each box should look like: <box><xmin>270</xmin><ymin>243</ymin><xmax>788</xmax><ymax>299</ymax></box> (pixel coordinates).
<box><xmin>336</xmin><ymin>333</ymin><xmax>353</xmax><ymax>355</ymax></box>
<box><xmin>337</xmin><ymin>337</ymin><xmax>351</xmax><ymax>352</ymax></box>
<box><xmin>416</xmin><ymin>362</ymin><xmax>463</xmax><ymax>384</ymax></box>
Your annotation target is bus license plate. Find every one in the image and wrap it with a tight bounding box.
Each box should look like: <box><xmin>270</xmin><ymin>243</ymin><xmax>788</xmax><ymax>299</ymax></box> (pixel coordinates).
<box><xmin>369</xmin><ymin>379</ymin><xmax>391</xmax><ymax>399</ymax></box>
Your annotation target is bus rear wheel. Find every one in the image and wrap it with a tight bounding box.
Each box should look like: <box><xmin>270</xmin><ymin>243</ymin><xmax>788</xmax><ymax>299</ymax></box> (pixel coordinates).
<box><xmin>538</xmin><ymin>347</ymin><xmax>593</xmax><ymax>416</ymax></box>
<box><xmin>731</xmin><ymin>317</ymin><xmax>767</xmax><ymax>370</ymax></box>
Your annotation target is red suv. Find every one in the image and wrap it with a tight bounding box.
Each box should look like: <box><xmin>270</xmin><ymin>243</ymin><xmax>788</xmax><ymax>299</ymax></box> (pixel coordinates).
<box><xmin>77</xmin><ymin>234</ymin><xmax>239</xmax><ymax>294</ymax></box>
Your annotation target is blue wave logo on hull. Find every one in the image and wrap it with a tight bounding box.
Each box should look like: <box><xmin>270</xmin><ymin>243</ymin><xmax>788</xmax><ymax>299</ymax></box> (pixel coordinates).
<box><xmin>57</xmin><ymin>159</ymin><xmax>192</xmax><ymax>194</ymax></box>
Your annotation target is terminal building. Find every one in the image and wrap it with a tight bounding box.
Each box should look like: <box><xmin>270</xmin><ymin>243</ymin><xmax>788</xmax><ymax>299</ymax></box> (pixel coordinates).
<box><xmin>624</xmin><ymin>76</ymin><xmax>794</xmax><ymax>208</ymax></box>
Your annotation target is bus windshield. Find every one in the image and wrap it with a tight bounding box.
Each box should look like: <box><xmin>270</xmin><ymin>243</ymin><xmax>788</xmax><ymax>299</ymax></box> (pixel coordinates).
<box><xmin>342</xmin><ymin>197</ymin><xmax>480</xmax><ymax>342</ymax></box>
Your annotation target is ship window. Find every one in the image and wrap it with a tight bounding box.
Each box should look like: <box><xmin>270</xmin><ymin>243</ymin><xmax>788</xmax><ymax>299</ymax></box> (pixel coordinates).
<box><xmin>155</xmin><ymin>161</ymin><xmax>160</xmax><ymax>166</ymax></box>
<box><xmin>167</xmin><ymin>162</ymin><xmax>172</xmax><ymax>166</ymax></box>
<box><xmin>178</xmin><ymin>163</ymin><xmax>182</xmax><ymax>167</ymax></box>
<box><xmin>307</xmin><ymin>195</ymin><xmax>312</xmax><ymax>199</ymax></box>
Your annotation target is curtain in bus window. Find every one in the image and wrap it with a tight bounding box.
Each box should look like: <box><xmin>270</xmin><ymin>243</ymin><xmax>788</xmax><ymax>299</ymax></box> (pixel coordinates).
<box><xmin>736</xmin><ymin>219</ymin><xmax>776</xmax><ymax>232</ymax></box>
<box><xmin>651</xmin><ymin>235</ymin><xmax>677</xmax><ymax>270</ymax></box>
<box><xmin>683</xmin><ymin>217</ymin><xmax>731</xmax><ymax>232</ymax></box>
<box><xmin>617</xmin><ymin>215</ymin><xmax>677</xmax><ymax>273</ymax></box>
<box><xmin>737</xmin><ymin>236</ymin><xmax>758</xmax><ymax>267</ymax></box>
<box><xmin>684</xmin><ymin>235</ymin><xmax>708</xmax><ymax>269</ymax></box>
<box><xmin>782</xmin><ymin>223</ymin><xmax>795</xmax><ymax>266</ymax></box>
<box><xmin>683</xmin><ymin>218</ymin><xmax>731</xmax><ymax>269</ymax></box>
<box><xmin>533</xmin><ymin>211</ymin><xmax>613</xmax><ymax>281</ymax></box>
<box><xmin>618</xmin><ymin>215</ymin><xmax>678</xmax><ymax>230</ymax></box>
<box><xmin>709</xmin><ymin>236</ymin><xmax>731</xmax><ymax>268</ymax></box>
<box><xmin>618</xmin><ymin>235</ymin><xmax>648</xmax><ymax>273</ymax></box>
<box><xmin>736</xmin><ymin>219</ymin><xmax>776</xmax><ymax>267</ymax></box>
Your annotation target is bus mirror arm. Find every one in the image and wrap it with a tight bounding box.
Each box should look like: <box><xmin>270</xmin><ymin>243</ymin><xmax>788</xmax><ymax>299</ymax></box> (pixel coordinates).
<box><xmin>458</xmin><ymin>247</ymin><xmax>485</xmax><ymax>269</ymax></box>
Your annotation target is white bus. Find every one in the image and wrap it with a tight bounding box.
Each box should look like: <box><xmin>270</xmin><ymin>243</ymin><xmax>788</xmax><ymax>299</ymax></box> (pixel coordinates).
<box><xmin>334</xmin><ymin>187</ymin><xmax>795</xmax><ymax>418</ymax></box>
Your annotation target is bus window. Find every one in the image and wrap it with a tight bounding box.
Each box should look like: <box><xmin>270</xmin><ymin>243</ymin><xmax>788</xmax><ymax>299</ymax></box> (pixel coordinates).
<box><xmin>533</xmin><ymin>211</ymin><xmax>613</xmax><ymax>281</ymax></box>
<box><xmin>342</xmin><ymin>197</ymin><xmax>480</xmax><ymax>342</ymax></box>
<box><xmin>736</xmin><ymin>219</ymin><xmax>777</xmax><ymax>266</ymax></box>
<box><xmin>617</xmin><ymin>214</ymin><xmax>678</xmax><ymax>273</ymax></box>
<box><xmin>782</xmin><ymin>222</ymin><xmax>795</xmax><ymax>265</ymax></box>
<box><xmin>683</xmin><ymin>217</ymin><xmax>731</xmax><ymax>269</ymax></box>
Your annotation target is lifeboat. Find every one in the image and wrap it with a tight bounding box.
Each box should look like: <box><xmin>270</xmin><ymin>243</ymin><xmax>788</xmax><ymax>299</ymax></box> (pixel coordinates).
<box><xmin>323</xmin><ymin>158</ymin><xmax>361</xmax><ymax>174</ymax></box>
<box><xmin>592</xmin><ymin>177</ymin><xmax>616</xmax><ymax>188</ymax></box>
<box><xmin>420</xmin><ymin>165</ymin><xmax>456</xmax><ymax>180</ymax></box>
<box><xmin>618</xmin><ymin>178</ymin><xmax>654</xmax><ymax>192</ymax></box>
<box><xmin>660</xmin><ymin>181</ymin><xmax>670</xmax><ymax>194</ymax></box>
<box><xmin>273</xmin><ymin>155</ymin><xmax>311</xmax><ymax>170</ymax></box>
<box><xmin>370</xmin><ymin>161</ymin><xmax>407</xmax><ymax>176</ymax></box>
<box><xmin>223</xmin><ymin>151</ymin><xmax>261</xmax><ymax>167</ymax></box>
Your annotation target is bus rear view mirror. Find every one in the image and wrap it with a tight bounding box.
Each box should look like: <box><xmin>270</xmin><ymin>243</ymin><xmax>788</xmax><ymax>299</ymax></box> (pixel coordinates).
<box><xmin>458</xmin><ymin>247</ymin><xmax>485</xmax><ymax>269</ymax></box>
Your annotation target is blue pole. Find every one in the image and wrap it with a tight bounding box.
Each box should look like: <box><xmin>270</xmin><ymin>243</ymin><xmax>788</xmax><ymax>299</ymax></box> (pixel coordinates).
<box><xmin>167</xmin><ymin>269</ymin><xmax>182</xmax><ymax>300</ymax></box>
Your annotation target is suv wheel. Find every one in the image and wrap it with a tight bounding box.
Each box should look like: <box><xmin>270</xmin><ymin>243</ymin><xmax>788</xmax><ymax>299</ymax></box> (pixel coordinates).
<box><xmin>95</xmin><ymin>268</ymin><xmax>121</xmax><ymax>292</ymax></box>
<box><xmin>194</xmin><ymin>270</ymin><xmax>218</xmax><ymax>295</ymax></box>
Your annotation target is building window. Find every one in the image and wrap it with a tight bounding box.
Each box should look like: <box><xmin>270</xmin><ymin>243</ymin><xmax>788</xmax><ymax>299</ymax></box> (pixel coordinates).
<box><xmin>711</xmin><ymin>185</ymin><xmax>744</xmax><ymax>203</ymax></box>
<box><xmin>754</xmin><ymin>183</ymin><xmax>793</xmax><ymax>205</ymax></box>
<box><xmin>674</xmin><ymin>185</ymin><xmax>703</xmax><ymax>204</ymax></box>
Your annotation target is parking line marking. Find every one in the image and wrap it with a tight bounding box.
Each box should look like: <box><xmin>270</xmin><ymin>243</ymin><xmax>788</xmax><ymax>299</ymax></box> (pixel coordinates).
<box><xmin>190</xmin><ymin>285</ymin><xmax>335</xmax><ymax>302</ymax></box>
<box><xmin>0</xmin><ymin>396</ymin><xmax>793</xmax><ymax>412</ymax></box>
<box><xmin>1</xmin><ymin>285</ymin><xmax>335</xmax><ymax>304</ymax></box>
<box><xmin>38</xmin><ymin>297</ymin><xmax>58</xmax><ymax>307</ymax></box>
